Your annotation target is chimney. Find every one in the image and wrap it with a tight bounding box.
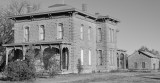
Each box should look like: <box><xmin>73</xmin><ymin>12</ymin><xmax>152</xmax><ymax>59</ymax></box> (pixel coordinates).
<box><xmin>95</xmin><ymin>12</ymin><xmax>100</xmax><ymax>16</ymax></box>
<box><xmin>82</xmin><ymin>4</ymin><xmax>87</xmax><ymax>12</ymax></box>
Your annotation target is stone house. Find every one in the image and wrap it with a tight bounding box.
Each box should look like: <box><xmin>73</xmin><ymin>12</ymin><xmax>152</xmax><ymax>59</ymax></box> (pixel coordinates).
<box><xmin>128</xmin><ymin>50</ymin><xmax>159</xmax><ymax>70</ymax></box>
<box><xmin>3</xmin><ymin>4</ymin><xmax>120</xmax><ymax>73</ymax></box>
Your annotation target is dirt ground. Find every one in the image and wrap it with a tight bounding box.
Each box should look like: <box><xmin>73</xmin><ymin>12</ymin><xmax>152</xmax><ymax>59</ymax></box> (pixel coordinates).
<box><xmin>1</xmin><ymin>72</ymin><xmax>160</xmax><ymax>83</ymax></box>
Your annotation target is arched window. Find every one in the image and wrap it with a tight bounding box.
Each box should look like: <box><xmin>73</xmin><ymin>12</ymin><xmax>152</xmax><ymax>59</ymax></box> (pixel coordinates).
<box><xmin>80</xmin><ymin>24</ymin><xmax>83</xmax><ymax>40</ymax></box>
<box><xmin>24</xmin><ymin>26</ymin><xmax>29</xmax><ymax>42</ymax></box>
<box><xmin>97</xmin><ymin>28</ymin><xmax>102</xmax><ymax>42</ymax></box>
<box><xmin>57</xmin><ymin>23</ymin><xmax>63</xmax><ymax>39</ymax></box>
<box><xmin>88</xmin><ymin>26</ymin><xmax>91</xmax><ymax>40</ymax></box>
<box><xmin>39</xmin><ymin>25</ymin><xmax>45</xmax><ymax>40</ymax></box>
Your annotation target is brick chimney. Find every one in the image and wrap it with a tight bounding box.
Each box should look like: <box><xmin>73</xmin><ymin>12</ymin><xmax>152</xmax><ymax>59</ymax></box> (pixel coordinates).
<box><xmin>95</xmin><ymin>12</ymin><xmax>100</xmax><ymax>16</ymax></box>
<box><xmin>82</xmin><ymin>4</ymin><xmax>87</xmax><ymax>12</ymax></box>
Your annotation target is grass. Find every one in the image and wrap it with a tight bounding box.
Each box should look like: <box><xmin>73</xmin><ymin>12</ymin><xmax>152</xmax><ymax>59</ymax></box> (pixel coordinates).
<box><xmin>1</xmin><ymin>71</ymin><xmax>160</xmax><ymax>83</ymax></box>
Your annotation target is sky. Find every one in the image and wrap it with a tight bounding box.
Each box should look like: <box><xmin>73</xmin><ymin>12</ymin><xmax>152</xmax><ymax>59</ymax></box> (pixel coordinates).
<box><xmin>0</xmin><ymin>0</ymin><xmax>160</xmax><ymax>55</ymax></box>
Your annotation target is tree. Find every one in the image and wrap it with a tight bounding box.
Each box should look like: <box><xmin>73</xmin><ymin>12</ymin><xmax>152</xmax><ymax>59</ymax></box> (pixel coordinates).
<box><xmin>0</xmin><ymin>0</ymin><xmax>40</xmax><ymax>45</ymax></box>
<box><xmin>0</xmin><ymin>0</ymin><xmax>40</xmax><ymax>71</ymax></box>
<box><xmin>138</xmin><ymin>46</ymin><xmax>149</xmax><ymax>52</ymax></box>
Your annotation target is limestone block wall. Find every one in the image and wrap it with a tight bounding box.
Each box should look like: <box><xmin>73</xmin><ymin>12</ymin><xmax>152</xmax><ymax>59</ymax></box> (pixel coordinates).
<box><xmin>14</xmin><ymin>17</ymin><xmax>73</xmax><ymax>43</ymax></box>
<box><xmin>72</xmin><ymin>15</ymin><xmax>97</xmax><ymax>73</ymax></box>
<box><xmin>128</xmin><ymin>51</ymin><xmax>151</xmax><ymax>70</ymax></box>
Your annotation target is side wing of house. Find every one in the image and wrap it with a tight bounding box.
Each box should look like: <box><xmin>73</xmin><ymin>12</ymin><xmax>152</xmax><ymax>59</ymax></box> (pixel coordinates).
<box><xmin>128</xmin><ymin>51</ymin><xmax>151</xmax><ymax>70</ymax></box>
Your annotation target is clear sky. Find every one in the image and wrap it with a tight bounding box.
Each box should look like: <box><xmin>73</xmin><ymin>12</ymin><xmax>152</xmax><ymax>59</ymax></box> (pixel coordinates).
<box><xmin>1</xmin><ymin>0</ymin><xmax>160</xmax><ymax>54</ymax></box>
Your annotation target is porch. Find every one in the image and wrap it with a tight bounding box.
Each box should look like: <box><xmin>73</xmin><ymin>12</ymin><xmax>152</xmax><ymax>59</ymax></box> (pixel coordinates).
<box><xmin>3</xmin><ymin>41</ymin><xmax>71</xmax><ymax>73</ymax></box>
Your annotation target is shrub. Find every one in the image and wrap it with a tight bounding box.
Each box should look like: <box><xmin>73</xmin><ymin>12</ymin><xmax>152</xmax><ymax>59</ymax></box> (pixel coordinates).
<box><xmin>77</xmin><ymin>59</ymin><xmax>83</xmax><ymax>74</ymax></box>
<box><xmin>4</xmin><ymin>45</ymin><xmax>36</xmax><ymax>81</ymax></box>
<box><xmin>48</xmin><ymin>56</ymin><xmax>60</xmax><ymax>77</ymax></box>
<box><xmin>4</xmin><ymin>60</ymin><xmax>36</xmax><ymax>81</ymax></box>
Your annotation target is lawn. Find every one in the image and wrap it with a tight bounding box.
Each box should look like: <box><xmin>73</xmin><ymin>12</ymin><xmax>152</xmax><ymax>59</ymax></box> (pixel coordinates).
<box><xmin>1</xmin><ymin>72</ymin><xmax>160</xmax><ymax>83</ymax></box>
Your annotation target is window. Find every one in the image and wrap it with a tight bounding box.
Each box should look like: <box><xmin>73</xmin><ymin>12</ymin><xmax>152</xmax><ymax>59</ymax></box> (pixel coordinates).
<box><xmin>57</xmin><ymin>23</ymin><xmax>63</xmax><ymax>39</ymax></box>
<box><xmin>39</xmin><ymin>25</ymin><xmax>45</xmax><ymax>40</ymax></box>
<box><xmin>89</xmin><ymin>50</ymin><xmax>91</xmax><ymax>65</ymax></box>
<box><xmin>24</xmin><ymin>26</ymin><xmax>29</xmax><ymax>42</ymax></box>
<box><xmin>112</xmin><ymin>50</ymin><xmax>114</xmax><ymax>65</ymax></box>
<box><xmin>108</xmin><ymin>28</ymin><xmax>111</xmax><ymax>42</ymax></box>
<box><xmin>97</xmin><ymin>28</ymin><xmax>102</xmax><ymax>42</ymax></box>
<box><xmin>80</xmin><ymin>24</ymin><xmax>83</xmax><ymax>40</ymax></box>
<box><xmin>108</xmin><ymin>50</ymin><xmax>111</xmax><ymax>64</ymax></box>
<box><xmin>109</xmin><ymin>49</ymin><xmax>114</xmax><ymax>65</ymax></box>
<box><xmin>97</xmin><ymin>50</ymin><xmax>102</xmax><ymax>65</ymax></box>
<box><xmin>112</xmin><ymin>29</ymin><xmax>114</xmax><ymax>42</ymax></box>
<box><xmin>142</xmin><ymin>62</ymin><xmax>145</xmax><ymax>68</ymax></box>
<box><xmin>81</xmin><ymin>49</ymin><xmax>84</xmax><ymax>65</ymax></box>
<box><xmin>134</xmin><ymin>62</ymin><xmax>138</xmax><ymax>69</ymax></box>
<box><xmin>109</xmin><ymin>28</ymin><xmax>113</xmax><ymax>42</ymax></box>
<box><xmin>88</xmin><ymin>26</ymin><xmax>91</xmax><ymax>40</ymax></box>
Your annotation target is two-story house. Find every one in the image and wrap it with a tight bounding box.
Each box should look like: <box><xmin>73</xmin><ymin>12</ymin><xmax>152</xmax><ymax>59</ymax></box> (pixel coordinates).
<box><xmin>3</xmin><ymin>4</ymin><xmax>120</xmax><ymax>73</ymax></box>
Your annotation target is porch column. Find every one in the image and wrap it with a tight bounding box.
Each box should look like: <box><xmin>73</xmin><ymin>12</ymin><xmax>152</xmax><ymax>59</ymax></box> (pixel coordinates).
<box><xmin>22</xmin><ymin>46</ymin><xmax>27</xmax><ymax>60</ymax></box>
<box><xmin>60</xmin><ymin>44</ymin><xmax>62</xmax><ymax>70</ymax></box>
<box><xmin>5</xmin><ymin>48</ymin><xmax>10</xmax><ymax>65</ymax></box>
<box><xmin>124</xmin><ymin>55</ymin><xmax>126</xmax><ymax>69</ymax></box>
<box><xmin>119</xmin><ymin>53</ymin><xmax>120</xmax><ymax>69</ymax></box>
<box><xmin>40</xmin><ymin>45</ymin><xmax>45</xmax><ymax>62</ymax></box>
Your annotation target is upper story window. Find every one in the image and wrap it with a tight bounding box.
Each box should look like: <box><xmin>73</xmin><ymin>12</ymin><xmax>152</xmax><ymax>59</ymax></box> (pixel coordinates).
<box><xmin>39</xmin><ymin>25</ymin><xmax>45</xmax><ymax>40</ymax></box>
<box><xmin>24</xmin><ymin>26</ymin><xmax>29</xmax><ymax>42</ymax></box>
<box><xmin>109</xmin><ymin>28</ymin><xmax>114</xmax><ymax>42</ymax></box>
<box><xmin>97</xmin><ymin>28</ymin><xmax>102</xmax><ymax>42</ymax></box>
<box><xmin>112</xmin><ymin>29</ymin><xmax>114</xmax><ymax>42</ymax></box>
<box><xmin>88</xmin><ymin>26</ymin><xmax>91</xmax><ymax>40</ymax></box>
<box><xmin>80</xmin><ymin>24</ymin><xmax>84</xmax><ymax>40</ymax></box>
<box><xmin>57</xmin><ymin>23</ymin><xmax>63</xmax><ymax>39</ymax></box>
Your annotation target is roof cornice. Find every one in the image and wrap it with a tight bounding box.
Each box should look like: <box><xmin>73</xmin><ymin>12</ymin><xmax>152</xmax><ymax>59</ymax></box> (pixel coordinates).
<box><xmin>9</xmin><ymin>7</ymin><xmax>120</xmax><ymax>24</ymax></box>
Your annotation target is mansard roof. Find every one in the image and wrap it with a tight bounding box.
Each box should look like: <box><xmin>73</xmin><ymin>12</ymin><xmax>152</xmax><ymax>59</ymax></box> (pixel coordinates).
<box><xmin>9</xmin><ymin>4</ymin><xmax>120</xmax><ymax>24</ymax></box>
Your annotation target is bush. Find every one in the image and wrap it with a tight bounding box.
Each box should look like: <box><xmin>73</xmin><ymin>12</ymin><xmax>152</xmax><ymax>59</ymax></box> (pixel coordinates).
<box><xmin>4</xmin><ymin>60</ymin><xmax>36</xmax><ymax>81</ymax></box>
<box><xmin>77</xmin><ymin>59</ymin><xmax>83</xmax><ymax>74</ymax></box>
<box><xmin>48</xmin><ymin>56</ymin><xmax>60</xmax><ymax>77</ymax></box>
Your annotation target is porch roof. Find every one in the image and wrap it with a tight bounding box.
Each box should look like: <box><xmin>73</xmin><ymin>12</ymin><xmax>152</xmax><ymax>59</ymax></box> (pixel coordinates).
<box><xmin>3</xmin><ymin>41</ymin><xmax>71</xmax><ymax>47</ymax></box>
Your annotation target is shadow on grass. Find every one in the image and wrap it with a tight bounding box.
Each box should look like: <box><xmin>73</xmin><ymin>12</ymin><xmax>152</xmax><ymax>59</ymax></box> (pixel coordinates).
<box><xmin>143</xmin><ymin>77</ymin><xmax>160</xmax><ymax>80</ymax></box>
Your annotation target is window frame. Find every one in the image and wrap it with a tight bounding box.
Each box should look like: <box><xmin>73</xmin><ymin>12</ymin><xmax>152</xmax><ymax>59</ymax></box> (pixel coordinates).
<box><xmin>88</xmin><ymin>26</ymin><xmax>91</xmax><ymax>41</ymax></box>
<box><xmin>57</xmin><ymin>23</ymin><xmax>63</xmax><ymax>39</ymax></box>
<box><xmin>23</xmin><ymin>25</ymin><xmax>30</xmax><ymax>42</ymax></box>
<box><xmin>97</xmin><ymin>50</ymin><xmax>103</xmax><ymax>65</ymax></box>
<box><xmin>142</xmin><ymin>62</ymin><xmax>145</xmax><ymax>68</ymax></box>
<box><xmin>81</xmin><ymin>48</ymin><xmax>84</xmax><ymax>65</ymax></box>
<box><xmin>39</xmin><ymin>24</ymin><xmax>45</xmax><ymax>41</ymax></box>
<box><xmin>80</xmin><ymin>24</ymin><xmax>84</xmax><ymax>40</ymax></box>
<box><xmin>134</xmin><ymin>62</ymin><xmax>138</xmax><ymax>69</ymax></box>
<box><xmin>97</xmin><ymin>28</ymin><xmax>102</xmax><ymax>42</ymax></box>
